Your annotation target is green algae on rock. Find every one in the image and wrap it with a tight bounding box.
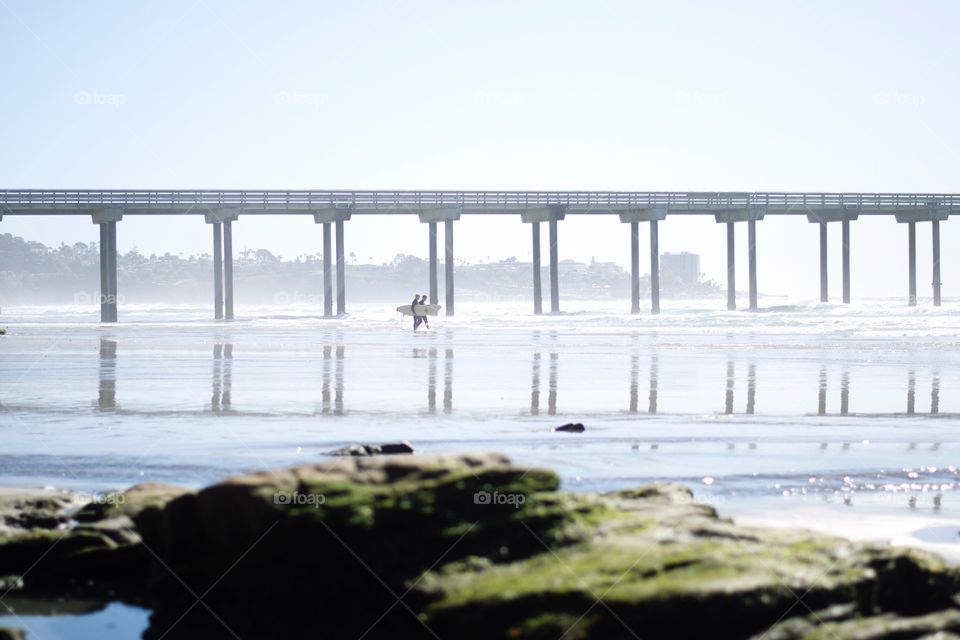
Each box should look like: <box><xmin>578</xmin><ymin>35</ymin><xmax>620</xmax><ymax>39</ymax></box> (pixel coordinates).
<box><xmin>2</xmin><ymin>455</ymin><xmax>960</xmax><ymax>639</ymax></box>
<box><xmin>0</xmin><ymin>483</ymin><xmax>190</xmax><ymax>596</ymax></box>
<box><xmin>137</xmin><ymin>455</ymin><xmax>960</xmax><ymax>639</ymax></box>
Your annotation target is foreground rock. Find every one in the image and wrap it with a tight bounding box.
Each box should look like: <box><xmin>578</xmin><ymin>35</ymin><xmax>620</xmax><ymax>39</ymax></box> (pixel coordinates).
<box><xmin>0</xmin><ymin>483</ymin><xmax>189</xmax><ymax>598</ymax></box>
<box><xmin>1</xmin><ymin>455</ymin><xmax>959</xmax><ymax>639</ymax></box>
<box><xmin>0</xmin><ymin>627</ymin><xmax>25</xmax><ymax>640</ymax></box>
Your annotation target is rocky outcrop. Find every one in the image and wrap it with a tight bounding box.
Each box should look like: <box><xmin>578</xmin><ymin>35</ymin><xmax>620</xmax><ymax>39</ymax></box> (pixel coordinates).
<box><xmin>1</xmin><ymin>455</ymin><xmax>959</xmax><ymax>639</ymax></box>
<box><xmin>0</xmin><ymin>483</ymin><xmax>189</xmax><ymax>597</ymax></box>
<box><xmin>0</xmin><ymin>626</ymin><xmax>25</xmax><ymax>640</ymax></box>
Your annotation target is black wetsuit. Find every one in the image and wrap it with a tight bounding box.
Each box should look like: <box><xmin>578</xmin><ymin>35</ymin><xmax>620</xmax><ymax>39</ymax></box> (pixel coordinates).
<box><xmin>411</xmin><ymin>296</ymin><xmax>422</xmax><ymax>330</ymax></box>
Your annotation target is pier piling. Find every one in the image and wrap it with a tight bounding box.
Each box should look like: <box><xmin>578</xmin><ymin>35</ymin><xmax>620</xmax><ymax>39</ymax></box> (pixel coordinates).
<box><xmin>726</xmin><ymin>222</ymin><xmax>736</xmax><ymax>311</ymax></box>
<box><xmin>819</xmin><ymin>222</ymin><xmax>828</xmax><ymax>303</ymax></box>
<box><xmin>445</xmin><ymin>219</ymin><xmax>455</xmax><ymax>316</ymax></box>
<box><xmin>630</xmin><ymin>222</ymin><xmax>640</xmax><ymax>313</ymax></box>
<box><xmin>650</xmin><ymin>219</ymin><xmax>660</xmax><ymax>314</ymax></box>
<box><xmin>532</xmin><ymin>222</ymin><xmax>542</xmax><ymax>315</ymax></box>
<box><xmin>747</xmin><ymin>219</ymin><xmax>757</xmax><ymax>311</ymax></box>
<box><xmin>842</xmin><ymin>220</ymin><xmax>851</xmax><ymax>304</ymax></box>
<box><xmin>549</xmin><ymin>219</ymin><xmax>559</xmax><ymax>313</ymax></box>
<box><xmin>212</xmin><ymin>223</ymin><xmax>223</xmax><ymax>319</ymax></box>
<box><xmin>336</xmin><ymin>220</ymin><xmax>346</xmax><ymax>315</ymax></box>
<box><xmin>619</xmin><ymin>210</ymin><xmax>666</xmax><ymax>314</ymax></box>
<box><xmin>908</xmin><ymin>221</ymin><xmax>917</xmax><ymax>306</ymax></box>
<box><xmin>932</xmin><ymin>219</ymin><xmax>942</xmax><ymax>306</ymax></box>
<box><xmin>322</xmin><ymin>223</ymin><xmax>333</xmax><ymax>316</ymax></box>
<box><xmin>630</xmin><ymin>222</ymin><xmax>640</xmax><ymax>314</ymax></box>
<box><xmin>223</xmin><ymin>220</ymin><xmax>234</xmax><ymax>320</ymax></box>
<box><xmin>429</xmin><ymin>222</ymin><xmax>438</xmax><ymax>305</ymax></box>
<box><xmin>419</xmin><ymin>208</ymin><xmax>459</xmax><ymax>316</ymax></box>
<box><xmin>93</xmin><ymin>209</ymin><xmax>122</xmax><ymax>323</ymax></box>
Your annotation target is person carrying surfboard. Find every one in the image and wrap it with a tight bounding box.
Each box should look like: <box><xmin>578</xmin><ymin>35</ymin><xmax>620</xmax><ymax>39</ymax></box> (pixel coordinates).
<box><xmin>411</xmin><ymin>294</ymin><xmax>422</xmax><ymax>331</ymax></box>
<box><xmin>419</xmin><ymin>294</ymin><xmax>430</xmax><ymax>329</ymax></box>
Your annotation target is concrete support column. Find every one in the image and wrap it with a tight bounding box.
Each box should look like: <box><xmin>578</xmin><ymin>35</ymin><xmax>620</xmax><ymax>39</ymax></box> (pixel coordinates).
<box><xmin>444</xmin><ymin>220</ymin><xmax>455</xmax><ymax>316</ymax></box>
<box><xmin>322</xmin><ymin>223</ymin><xmax>333</xmax><ymax>317</ymax></box>
<box><xmin>819</xmin><ymin>222</ymin><xmax>828</xmax><ymax>303</ymax></box>
<box><xmin>630</xmin><ymin>222</ymin><xmax>640</xmax><ymax>314</ymax></box>
<box><xmin>649</xmin><ymin>220</ymin><xmax>660</xmax><ymax>314</ymax></box>
<box><xmin>806</xmin><ymin>210</ymin><xmax>859</xmax><ymax>305</ymax></box>
<box><xmin>93</xmin><ymin>209</ymin><xmax>122</xmax><ymax>323</ymax></box>
<box><xmin>205</xmin><ymin>209</ymin><xmax>237</xmax><ymax>320</ymax></box>
<box><xmin>908</xmin><ymin>221</ymin><xmax>917</xmax><ymax>306</ymax></box>
<box><xmin>549</xmin><ymin>219</ymin><xmax>559</xmax><ymax>313</ymax></box>
<box><xmin>223</xmin><ymin>220</ymin><xmax>234</xmax><ymax>320</ymax></box>
<box><xmin>532</xmin><ymin>222</ymin><xmax>542</xmax><ymax>315</ymax></box>
<box><xmin>619</xmin><ymin>209</ymin><xmax>666</xmax><ymax>315</ymax></box>
<box><xmin>336</xmin><ymin>220</ymin><xmax>346</xmax><ymax>315</ymax></box>
<box><xmin>747</xmin><ymin>219</ymin><xmax>757</xmax><ymax>311</ymax></box>
<box><xmin>97</xmin><ymin>223</ymin><xmax>118</xmax><ymax>322</ymax></box>
<box><xmin>418</xmin><ymin>208</ymin><xmax>459</xmax><ymax>316</ymax></box>
<box><xmin>932</xmin><ymin>219</ymin><xmax>942</xmax><ymax>307</ymax></box>
<box><xmin>107</xmin><ymin>223</ymin><xmax>118</xmax><ymax>320</ymax></box>
<box><xmin>429</xmin><ymin>222</ymin><xmax>438</xmax><ymax>305</ymax></box>
<box><xmin>895</xmin><ymin>207</ymin><xmax>947</xmax><ymax>307</ymax></box>
<box><xmin>98</xmin><ymin>223</ymin><xmax>108</xmax><ymax>316</ymax></box>
<box><xmin>715</xmin><ymin>209</ymin><xmax>765</xmax><ymax>312</ymax></box>
<box><xmin>212</xmin><ymin>223</ymin><xmax>223</xmax><ymax>319</ymax></box>
<box><xmin>313</xmin><ymin>208</ymin><xmax>352</xmax><ymax>316</ymax></box>
<box><xmin>522</xmin><ymin>207</ymin><xmax>564</xmax><ymax>315</ymax></box>
<box><xmin>726</xmin><ymin>222</ymin><xmax>736</xmax><ymax>311</ymax></box>
<box><xmin>842</xmin><ymin>220</ymin><xmax>851</xmax><ymax>304</ymax></box>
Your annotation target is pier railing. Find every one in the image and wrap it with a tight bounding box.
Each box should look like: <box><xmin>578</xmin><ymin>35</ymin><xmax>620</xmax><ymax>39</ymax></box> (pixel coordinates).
<box><xmin>1</xmin><ymin>190</ymin><xmax>958</xmax><ymax>210</ymax></box>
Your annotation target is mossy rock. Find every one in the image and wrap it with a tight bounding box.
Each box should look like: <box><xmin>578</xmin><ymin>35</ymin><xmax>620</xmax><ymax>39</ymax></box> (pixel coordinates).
<box><xmin>0</xmin><ymin>483</ymin><xmax>188</xmax><ymax>597</ymax></box>
<box><xmin>136</xmin><ymin>454</ymin><xmax>960</xmax><ymax>639</ymax></box>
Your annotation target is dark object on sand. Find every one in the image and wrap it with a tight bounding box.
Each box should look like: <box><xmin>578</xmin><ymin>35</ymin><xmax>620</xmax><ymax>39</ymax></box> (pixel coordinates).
<box><xmin>554</xmin><ymin>422</ymin><xmax>585</xmax><ymax>433</ymax></box>
<box><xmin>327</xmin><ymin>441</ymin><xmax>415</xmax><ymax>456</ymax></box>
<box><xmin>0</xmin><ymin>328</ymin><xmax>6</xmax><ymax>335</ymax></box>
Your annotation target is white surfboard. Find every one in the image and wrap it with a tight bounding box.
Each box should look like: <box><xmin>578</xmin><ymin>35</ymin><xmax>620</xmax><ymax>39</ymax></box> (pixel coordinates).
<box><xmin>396</xmin><ymin>304</ymin><xmax>441</xmax><ymax>317</ymax></box>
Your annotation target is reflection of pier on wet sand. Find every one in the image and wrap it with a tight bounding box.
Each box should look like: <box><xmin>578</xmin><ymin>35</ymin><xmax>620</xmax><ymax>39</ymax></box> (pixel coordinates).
<box><xmin>2</xmin><ymin>335</ymin><xmax>958</xmax><ymax>420</ymax></box>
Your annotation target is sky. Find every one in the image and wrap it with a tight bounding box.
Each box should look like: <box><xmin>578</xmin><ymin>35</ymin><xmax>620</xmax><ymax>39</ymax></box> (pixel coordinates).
<box><xmin>1</xmin><ymin>0</ymin><xmax>958</xmax><ymax>299</ymax></box>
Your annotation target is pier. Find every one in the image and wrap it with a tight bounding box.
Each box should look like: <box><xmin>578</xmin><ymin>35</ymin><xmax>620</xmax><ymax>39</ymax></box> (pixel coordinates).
<box><xmin>0</xmin><ymin>190</ymin><xmax>954</xmax><ymax>322</ymax></box>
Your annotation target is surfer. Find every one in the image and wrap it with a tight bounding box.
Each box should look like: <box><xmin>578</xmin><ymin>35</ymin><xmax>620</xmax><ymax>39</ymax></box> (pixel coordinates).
<box><xmin>419</xmin><ymin>294</ymin><xmax>430</xmax><ymax>329</ymax></box>
<box><xmin>411</xmin><ymin>294</ymin><xmax>422</xmax><ymax>331</ymax></box>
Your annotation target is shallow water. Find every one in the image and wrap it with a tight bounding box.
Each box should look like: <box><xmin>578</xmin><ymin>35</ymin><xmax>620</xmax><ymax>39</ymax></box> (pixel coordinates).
<box><xmin>1</xmin><ymin>298</ymin><xmax>960</xmax><ymax>636</ymax></box>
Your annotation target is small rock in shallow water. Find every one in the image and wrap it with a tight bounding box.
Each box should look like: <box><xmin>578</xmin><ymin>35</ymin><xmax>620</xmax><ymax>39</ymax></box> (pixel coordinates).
<box><xmin>327</xmin><ymin>441</ymin><xmax>415</xmax><ymax>456</ymax></box>
<box><xmin>553</xmin><ymin>423</ymin><xmax>585</xmax><ymax>433</ymax></box>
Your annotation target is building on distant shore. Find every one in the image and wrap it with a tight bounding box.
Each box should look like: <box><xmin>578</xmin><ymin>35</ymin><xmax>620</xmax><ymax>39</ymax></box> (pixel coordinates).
<box><xmin>660</xmin><ymin>252</ymin><xmax>700</xmax><ymax>285</ymax></box>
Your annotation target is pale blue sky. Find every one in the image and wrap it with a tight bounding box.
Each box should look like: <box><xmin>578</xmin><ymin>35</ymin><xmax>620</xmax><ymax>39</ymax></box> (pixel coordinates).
<box><xmin>1</xmin><ymin>0</ymin><xmax>958</xmax><ymax>299</ymax></box>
